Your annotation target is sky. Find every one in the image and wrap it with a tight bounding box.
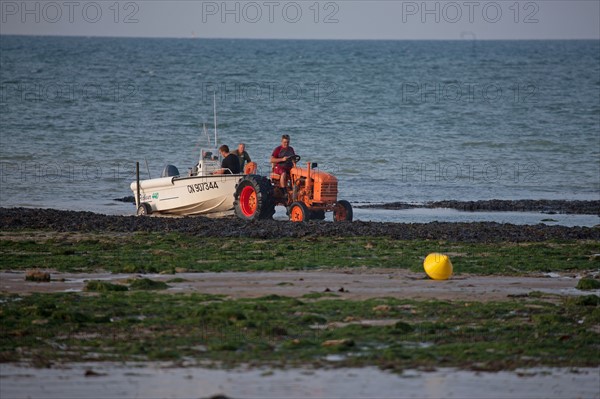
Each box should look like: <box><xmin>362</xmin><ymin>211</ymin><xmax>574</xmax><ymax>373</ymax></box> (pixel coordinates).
<box><xmin>0</xmin><ymin>0</ymin><xmax>599</xmax><ymax>40</ymax></box>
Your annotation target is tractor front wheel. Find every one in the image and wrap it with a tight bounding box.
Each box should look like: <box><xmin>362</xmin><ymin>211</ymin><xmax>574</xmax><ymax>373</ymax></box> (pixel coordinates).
<box><xmin>288</xmin><ymin>201</ymin><xmax>309</xmax><ymax>222</ymax></box>
<box><xmin>234</xmin><ymin>175</ymin><xmax>275</xmax><ymax>221</ymax></box>
<box><xmin>333</xmin><ymin>200</ymin><xmax>353</xmax><ymax>222</ymax></box>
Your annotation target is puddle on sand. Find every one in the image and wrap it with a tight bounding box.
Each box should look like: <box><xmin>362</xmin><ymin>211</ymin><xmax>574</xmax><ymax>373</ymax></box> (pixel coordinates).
<box><xmin>352</xmin><ymin>207</ymin><xmax>600</xmax><ymax>227</ymax></box>
<box><xmin>1</xmin><ymin>363</ymin><xmax>598</xmax><ymax>399</ymax></box>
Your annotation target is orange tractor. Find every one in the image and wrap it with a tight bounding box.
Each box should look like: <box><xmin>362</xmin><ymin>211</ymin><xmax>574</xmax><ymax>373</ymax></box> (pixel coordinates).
<box><xmin>233</xmin><ymin>155</ymin><xmax>352</xmax><ymax>222</ymax></box>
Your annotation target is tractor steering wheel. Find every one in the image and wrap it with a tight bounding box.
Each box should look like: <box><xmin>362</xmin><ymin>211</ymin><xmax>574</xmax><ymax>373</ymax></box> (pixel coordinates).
<box><xmin>288</xmin><ymin>155</ymin><xmax>301</xmax><ymax>163</ymax></box>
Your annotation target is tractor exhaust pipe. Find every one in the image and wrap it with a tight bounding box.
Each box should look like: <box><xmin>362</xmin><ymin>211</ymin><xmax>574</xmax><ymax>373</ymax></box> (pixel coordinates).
<box><xmin>306</xmin><ymin>162</ymin><xmax>313</xmax><ymax>196</ymax></box>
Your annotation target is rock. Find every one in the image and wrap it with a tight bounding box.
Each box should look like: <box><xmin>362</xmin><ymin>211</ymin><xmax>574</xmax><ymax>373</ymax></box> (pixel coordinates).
<box><xmin>321</xmin><ymin>339</ymin><xmax>355</xmax><ymax>348</ymax></box>
<box><xmin>1</xmin><ymin>207</ymin><xmax>599</xmax><ymax>243</ymax></box>
<box><xmin>25</xmin><ymin>270</ymin><xmax>50</xmax><ymax>282</ymax></box>
<box><xmin>84</xmin><ymin>369</ymin><xmax>106</xmax><ymax>377</ymax></box>
<box><xmin>373</xmin><ymin>304</ymin><xmax>391</xmax><ymax>312</ymax></box>
<box><xmin>113</xmin><ymin>196</ymin><xmax>135</xmax><ymax>203</ymax></box>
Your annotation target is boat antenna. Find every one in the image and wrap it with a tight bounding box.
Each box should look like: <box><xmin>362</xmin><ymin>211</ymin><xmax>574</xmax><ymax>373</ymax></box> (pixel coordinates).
<box><xmin>203</xmin><ymin>123</ymin><xmax>210</xmax><ymax>146</ymax></box>
<box><xmin>213</xmin><ymin>91</ymin><xmax>217</xmax><ymax>147</ymax></box>
<box><xmin>196</xmin><ymin>123</ymin><xmax>210</xmax><ymax>164</ymax></box>
<box><xmin>144</xmin><ymin>157</ymin><xmax>151</xmax><ymax>179</ymax></box>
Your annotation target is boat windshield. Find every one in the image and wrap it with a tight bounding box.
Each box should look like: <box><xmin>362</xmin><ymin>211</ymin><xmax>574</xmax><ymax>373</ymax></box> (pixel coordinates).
<box><xmin>202</xmin><ymin>150</ymin><xmax>219</xmax><ymax>161</ymax></box>
<box><xmin>191</xmin><ymin>148</ymin><xmax>222</xmax><ymax>176</ymax></box>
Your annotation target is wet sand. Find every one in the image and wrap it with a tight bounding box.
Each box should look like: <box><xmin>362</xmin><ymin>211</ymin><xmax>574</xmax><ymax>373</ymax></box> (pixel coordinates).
<box><xmin>1</xmin><ymin>362</ymin><xmax>598</xmax><ymax>399</ymax></box>
<box><xmin>2</xmin><ymin>269</ymin><xmax>595</xmax><ymax>301</ymax></box>
<box><xmin>356</xmin><ymin>199</ymin><xmax>600</xmax><ymax>215</ymax></box>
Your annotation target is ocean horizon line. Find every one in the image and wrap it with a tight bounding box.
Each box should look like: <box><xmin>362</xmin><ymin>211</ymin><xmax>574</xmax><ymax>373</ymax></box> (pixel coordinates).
<box><xmin>1</xmin><ymin>33</ymin><xmax>599</xmax><ymax>42</ymax></box>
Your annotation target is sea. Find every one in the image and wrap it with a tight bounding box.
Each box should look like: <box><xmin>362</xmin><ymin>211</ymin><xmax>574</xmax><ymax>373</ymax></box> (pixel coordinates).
<box><xmin>1</xmin><ymin>36</ymin><xmax>599</xmax><ymax>225</ymax></box>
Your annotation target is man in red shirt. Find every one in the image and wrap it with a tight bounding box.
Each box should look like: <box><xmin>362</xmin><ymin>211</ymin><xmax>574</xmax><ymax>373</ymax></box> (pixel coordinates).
<box><xmin>271</xmin><ymin>134</ymin><xmax>295</xmax><ymax>188</ymax></box>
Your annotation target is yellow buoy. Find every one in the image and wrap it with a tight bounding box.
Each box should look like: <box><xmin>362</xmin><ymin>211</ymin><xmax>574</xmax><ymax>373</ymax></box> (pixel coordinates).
<box><xmin>424</xmin><ymin>253</ymin><xmax>453</xmax><ymax>280</ymax></box>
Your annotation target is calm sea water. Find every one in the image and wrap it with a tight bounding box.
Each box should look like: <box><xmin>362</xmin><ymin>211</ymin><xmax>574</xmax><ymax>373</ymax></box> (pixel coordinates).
<box><xmin>1</xmin><ymin>36</ymin><xmax>599</xmax><ymax>222</ymax></box>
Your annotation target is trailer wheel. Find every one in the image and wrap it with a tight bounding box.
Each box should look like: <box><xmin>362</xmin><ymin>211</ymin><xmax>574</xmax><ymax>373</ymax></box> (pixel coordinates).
<box><xmin>137</xmin><ymin>203</ymin><xmax>152</xmax><ymax>216</ymax></box>
<box><xmin>288</xmin><ymin>201</ymin><xmax>309</xmax><ymax>222</ymax></box>
<box><xmin>333</xmin><ymin>200</ymin><xmax>353</xmax><ymax>222</ymax></box>
<box><xmin>234</xmin><ymin>175</ymin><xmax>275</xmax><ymax>221</ymax></box>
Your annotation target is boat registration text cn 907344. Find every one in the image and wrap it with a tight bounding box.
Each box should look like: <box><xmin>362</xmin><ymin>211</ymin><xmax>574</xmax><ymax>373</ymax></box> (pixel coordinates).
<box><xmin>187</xmin><ymin>182</ymin><xmax>219</xmax><ymax>193</ymax></box>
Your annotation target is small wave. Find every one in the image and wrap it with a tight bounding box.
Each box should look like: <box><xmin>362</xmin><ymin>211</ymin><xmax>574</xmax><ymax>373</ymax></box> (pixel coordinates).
<box><xmin>461</xmin><ymin>141</ymin><xmax>508</xmax><ymax>148</ymax></box>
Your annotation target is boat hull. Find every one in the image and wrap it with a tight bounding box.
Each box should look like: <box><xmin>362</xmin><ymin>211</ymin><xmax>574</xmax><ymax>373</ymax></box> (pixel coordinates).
<box><xmin>130</xmin><ymin>174</ymin><xmax>243</xmax><ymax>216</ymax></box>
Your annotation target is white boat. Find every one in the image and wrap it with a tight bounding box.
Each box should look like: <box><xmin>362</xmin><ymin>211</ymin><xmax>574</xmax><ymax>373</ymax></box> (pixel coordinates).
<box><xmin>130</xmin><ymin>150</ymin><xmax>249</xmax><ymax>216</ymax></box>
<box><xmin>130</xmin><ymin>96</ymin><xmax>253</xmax><ymax>216</ymax></box>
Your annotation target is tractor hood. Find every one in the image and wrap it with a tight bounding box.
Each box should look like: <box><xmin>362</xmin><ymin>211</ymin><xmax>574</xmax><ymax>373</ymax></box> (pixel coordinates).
<box><xmin>290</xmin><ymin>167</ymin><xmax>338</xmax><ymax>184</ymax></box>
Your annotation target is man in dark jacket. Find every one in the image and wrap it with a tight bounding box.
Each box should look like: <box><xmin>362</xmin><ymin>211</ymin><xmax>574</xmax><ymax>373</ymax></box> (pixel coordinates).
<box><xmin>213</xmin><ymin>145</ymin><xmax>241</xmax><ymax>175</ymax></box>
<box><xmin>231</xmin><ymin>143</ymin><xmax>251</xmax><ymax>171</ymax></box>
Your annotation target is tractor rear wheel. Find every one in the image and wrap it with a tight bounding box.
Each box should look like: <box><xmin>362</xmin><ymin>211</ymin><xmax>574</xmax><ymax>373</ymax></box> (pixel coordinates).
<box><xmin>333</xmin><ymin>200</ymin><xmax>353</xmax><ymax>222</ymax></box>
<box><xmin>288</xmin><ymin>201</ymin><xmax>309</xmax><ymax>222</ymax></box>
<box><xmin>234</xmin><ymin>175</ymin><xmax>275</xmax><ymax>221</ymax></box>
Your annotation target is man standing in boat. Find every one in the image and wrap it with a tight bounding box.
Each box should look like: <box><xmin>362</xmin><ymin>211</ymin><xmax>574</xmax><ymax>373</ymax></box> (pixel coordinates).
<box><xmin>213</xmin><ymin>145</ymin><xmax>241</xmax><ymax>175</ymax></box>
<box><xmin>231</xmin><ymin>143</ymin><xmax>251</xmax><ymax>171</ymax></box>
<box><xmin>271</xmin><ymin>134</ymin><xmax>295</xmax><ymax>188</ymax></box>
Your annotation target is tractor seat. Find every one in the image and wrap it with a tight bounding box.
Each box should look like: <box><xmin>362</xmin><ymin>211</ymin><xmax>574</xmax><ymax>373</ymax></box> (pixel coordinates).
<box><xmin>270</xmin><ymin>162</ymin><xmax>281</xmax><ymax>182</ymax></box>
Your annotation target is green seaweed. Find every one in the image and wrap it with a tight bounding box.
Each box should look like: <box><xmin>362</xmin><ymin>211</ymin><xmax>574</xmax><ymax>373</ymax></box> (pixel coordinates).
<box><xmin>1</xmin><ymin>232</ymin><xmax>598</xmax><ymax>276</ymax></box>
<box><xmin>1</xmin><ymin>229</ymin><xmax>598</xmax><ymax>370</ymax></box>
<box><xmin>85</xmin><ymin>281</ymin><xmax>128</xmax><ymax>292</ymax></box>
<box><xmin>576</xmin><ymin>278</ymin><xmax>600</xmax><ymax>290</ymax></box>
<box><xmin>128</xmin><ymin>278</ymin><xmax>169</xmax><ymax>290</ymax></box>
<box><xmin>0</xmin><ymin>291</ymin><xmax>597</xmax><ymax>370</ymax></box>
<box><xmin>166</xmin><ymin>278</ymin><xmax>190</xmax><ymax>283</ymax></box>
